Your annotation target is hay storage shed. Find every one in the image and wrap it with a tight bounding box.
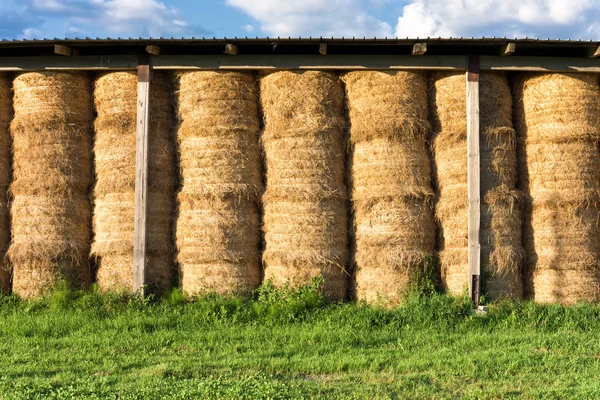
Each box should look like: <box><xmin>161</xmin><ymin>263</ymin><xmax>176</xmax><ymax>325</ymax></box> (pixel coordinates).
<box><xmin>1</xmin><ymin>38</ymin><xmax>600</xmax><ymax>304</ymax></box>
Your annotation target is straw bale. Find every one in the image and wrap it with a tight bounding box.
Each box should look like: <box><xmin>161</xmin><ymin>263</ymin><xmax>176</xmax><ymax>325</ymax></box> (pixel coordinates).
<box><xmin>91</xmin><ymin>72</ymin><xmax>175</xmax><ymax>292</ymax></box>
<box><xmin>341</xmin><ymin>71</ymin><xmax>430</xmax><ymax>141</ymax></box>
<box><xmin>261</xmin><ymin>71</ymin><xmax>348</xmax><ymax>300</ymax></box>
<box><xmin>431</xmin><ymin>72</ymin><xmax>523</xmax><ymax>298</ymax></box>
<box><xmin>0</xmin><ymin>75</ymin><xmax>11</xmax><ymax>292</ymax></box>
<box><xmin>342</xmin><ymin>71</ymin><xmax>434</xmax><ymax>305</ymax></box>
<box><xmin>515</xmin><ymin>73</ymin><xmax>600</xmax><ymax>303</ymax></box>
<box><xmin>514</xmin><ymin>73</ymin><xmax>600</xmax><ymax>144</ymax></box>
<box><xmin>9</xmin><ymin>72</ymin><xmax>93</xmax><ymax>298</ymax></box>
<box><xmin>176</xmin><ymin>195</ymin><xmax>260</xmax><ymax>296</ymax></box>
<box><xmin>174</xmin><ymin>71</ymin><xmax>261</xmax><ymax>295</ymax></box>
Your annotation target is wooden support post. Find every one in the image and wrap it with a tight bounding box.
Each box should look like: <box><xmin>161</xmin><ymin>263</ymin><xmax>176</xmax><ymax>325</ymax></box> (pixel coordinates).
<box><xmin>319</xmin><ymin>43</ymin><xmax>327</xmax><ymax>55</ymax></box>
<box><xmin>412</xmin><ymin>42</ymin><xmax>427</xmax><ymax>55</ymax></box>
<box><xmin>146</xmin><ymin>45</ymin><xmax>161</xmax><ymax>55</ymax></box>
<box><xmin>501</xmin><ymin>42</ymin><xmax>516</xmax><ymax>56</ymax></box>
<box><xmin>133</xmin><ymin>55</ymin><xmax>151</xmax><ymax>295</ymax></box>
<box><xmin>224</xmin><ymin>43</ymin><xmax>238</xmax><ymax>55</ymax></box>
<box><xmin>466</xmin><ymin>54</ymin><xmax>481</xmax><ymax>306</ymax></box>
<box><xmin>54</xmin><ymin>44</ymin><xmax>79</xmax><ymax>56</ymax></box>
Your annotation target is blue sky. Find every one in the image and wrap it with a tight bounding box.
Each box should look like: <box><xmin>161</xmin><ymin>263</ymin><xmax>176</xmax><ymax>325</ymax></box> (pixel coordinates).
<box><xmin>1</xmin><ymin>0</ymin><xmax>599</xmax><ymax>40</ymax></box>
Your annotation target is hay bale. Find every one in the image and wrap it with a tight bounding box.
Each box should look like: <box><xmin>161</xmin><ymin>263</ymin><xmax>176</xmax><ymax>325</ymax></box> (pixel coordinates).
<box><xmin>9</xmin><ymin>72</ymin><xmax>93</xmax><ymax>298</ymax></box>
<box><xmin>342</xmin><ymin>71</ymin><xmax>435</xmax><ymax>305</ymax></box>
<box><xmin>0</xmin><ymin>75</ymin><xmax>12</xmax><ymax>292</ymax></box>
<box><xmin>174</xmin><ymin>71</ymin><xmax>261</xmax><ymax>296</ymax></box>
<box><xmin>515</xmin><ymin>73</ymin><xmax>600</xmax><ymax>304</ymax></box>
<box><xmin>431</xmin><ymin>72</ymin><xmax>523</xmax><ymax>298</ymax></box>
<box><xmin>91</xmin><ymin>72</ymin><xmax>175</xmax><ymax>293</ymax></box>
<box><xmin>261</xmin><ymin>71</ymin><xmax>348</xmax><ymax>300</ymax></box>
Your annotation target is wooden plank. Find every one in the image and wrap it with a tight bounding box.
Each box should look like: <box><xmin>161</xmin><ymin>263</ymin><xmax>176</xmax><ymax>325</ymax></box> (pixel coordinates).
<box><xmin>1</xmin><ymin>54</ymin><xmax>599</xmax><ymax>72</ymax></box>
<box><xmin>133</xmin><ymin>56</ymin><xmax>151</xmax><ymax>295</ymax></box>
<box><xmin>589</xmin><ymin>46</ymin><xmax>600</xmax><ymax>58</ymax></box>
<box><xmin>151</xmin><ymin>54</ymin><xmax>467</xmax><ymax>70</ymax></box>
<box><xmin>54</xmin><ymin>45</ymin><xmax>79</xmax><ymax>56</ymax></box>
<box><xmin>501</xmin><ymin>42</ymin><xmax>515</xmax><ymax>56</ymax></box>
<box><xmin>466</xmin><ymin>54</ymin><xmax>481</xmax><ymax>306</ymax></box>
<box><xmin>480</xmin><ymin>56</ymin><xmax>600</xmax><ymax>72</ymax></box>
<box><xmin>0</xmin><ymin>55</ymin><xmax>138</xmax><ymax>71</ymax></box>
<box><xmin>319</xmin><ymin>43</ymin><xmax>327</xmax><ymax>55</ymax></box>
<box><xmin>224</xmin><ymin>43</ymin><xmax>238</xmax><ymax>55</ymax></box>
<box><xmin>146</xmin><ymin>45</ymin><xmax>161</xmax><ymax>55</ymax></box>
<box><xmin>412</xmin><ymin>42</ymin><xmax>427</xmax><ymax>55</ymax></box>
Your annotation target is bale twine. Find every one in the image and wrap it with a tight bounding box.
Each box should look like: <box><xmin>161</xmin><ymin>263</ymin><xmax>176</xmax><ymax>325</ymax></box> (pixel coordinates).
<box><xmin>342</xmin><ymin>71</ymin><xmax>435</xmax><ymax>305</ymax></box>
<box><xmin>91</xmin><ymin>72</ymin><xmax>175</xmax><ymax>293</ymax></box>
<box><xmin>515</xmin><ymin>73</ymin><xmax>600</xmax><ymax>304</ymax></box>
<box><xmin>9</xmin><ymin>72</ymin><xmax>93</xmax><ymax>298</ymax></box>
<box><xmin>431</xmin><ymin>72</ymin><xmax>523</xmax><ymax>298</ymax></box>
<box><xmin>261</xmin><ymin>71</ymin><xmax>348</xmax><ymax>300</ymax></box>
<box><xmin>174</xmin><ymin>71</ymin><xmax>261</xmax><ymax>296</ymax></box>
<box><xmin>0</xmin><ymin>75</ymin><xmax>12</xmax><ymax>292</ymax></box>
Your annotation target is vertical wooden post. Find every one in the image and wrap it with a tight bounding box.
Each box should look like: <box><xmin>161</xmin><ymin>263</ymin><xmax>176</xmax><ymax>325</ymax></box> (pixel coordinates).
<box><xmin>133</xmin><ymin>55</ymin><xmax>151</xmax><ymax>295</ymax></box>
<box><xmin>467</xmin><ymin>54</ymin><xmax>481</xmax><ymax>305</ymax></box>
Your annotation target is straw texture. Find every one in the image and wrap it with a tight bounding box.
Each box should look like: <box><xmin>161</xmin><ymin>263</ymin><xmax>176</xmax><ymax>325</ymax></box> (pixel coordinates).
<box><xmin>343</xmin><ymin>71</ymin><xmax>435</xmax><ymax>305</ymax></box>
<box><xmin>0</xmin><ymin>75</ymin><xmax>12</xmax><ymax>292</ymax></box>
<box><xmin>515</xmin><ymin>73</ymin><xmax>600</xmax><ymax>304</ymax></box>
<box><xmin>174</xmin><ymin>71</ymin><xmax>261</xmax><ymax>296</ymax></box>
<box><xmin>431</xmin><ymin>72</ymin><xmax>523</xmax><ymax>298</ymax></box>
<box><xmin>261</xmin><ymin>71</ymin><xmax>348</xmax><ymax>300</ymax></box>
<box><xmin>9</xmin><ymin>72</ymin><xmax>93</xmax><ymax>298</ymax></box>
<box><xmin>91</xmin><ymin>72</ymin><xmax>175</xmax><ymax>293</ymax></box>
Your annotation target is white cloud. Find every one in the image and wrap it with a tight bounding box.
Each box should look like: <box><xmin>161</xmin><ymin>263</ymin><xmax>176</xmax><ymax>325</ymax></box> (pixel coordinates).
<box><xmin>22</xmin><ymin>0</ymin><xmax>203</xmax><ymax>38</ymax></box>
<box><xmin>243</xmin><ymin>24</ymin><xmax>255</xmax><ymax>33</ymax></box>
<box><xmin>394</xmin><ymin>0</ymin><xmax>599</xmax><ymax>39</ymax></box>
<box><xmin>226</xmin><ymin>0</ymin><xmax>392</xmax><ymax>37</ymax></box>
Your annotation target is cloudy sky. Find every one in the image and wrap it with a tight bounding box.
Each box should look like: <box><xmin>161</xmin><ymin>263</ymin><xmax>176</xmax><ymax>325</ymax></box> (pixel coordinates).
<box><xmin>1</xmin><ymin>0</ymin><xmax>599</xmax><ymax>40</ymax></box>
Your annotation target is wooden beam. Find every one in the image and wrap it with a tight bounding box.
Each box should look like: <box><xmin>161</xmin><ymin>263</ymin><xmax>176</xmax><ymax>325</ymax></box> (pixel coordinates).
<box><xmin>146</xmin><ymin>45</ymin><xmax>161</xmax><ymax>56</ymax></box>
<box><xmin>466</xmin><ymin>54</ymin><xmax>481</xmax><ymax>306</ymax></box>
<box><xmin>0</xmin><ymin>55</ymin><xmax>138</xmax><ymax>71</ymax></box>
<box><xmin>224</xmin><ymin>43</ymin><xmax>238</xmax><ymax>55</ymax></box>
<box><xmin>319</xmin><ymin>43</ymin><xmax>327</xmax><ymax>55</ymax></box>
<box><xmin>133</xmin><ymin>55</ymin><xmax>151</xmax><ymax>296</ymax></box>
<box><xmin>501</xmin><ymin>42</ymin><xmax>516</xmax><ymax>56</ymax></box>
<box><xmin>54</xmin><ymin>45</ymin><xmax>79</xmax><ymax>56</ymax></box>
<box><xmin>150</xmin><ymin>54</ymin><xmax>467</xmax><ymax>70</ymax></box>
<box><xmin>480</xmin><ymin>56</ymin><xmax>600</xmax><ymax>72</ymax></box>
<box><xmin>412</xmin><ymin>42</ymin><xmax>427</xmax><ymax>55</ymax></box>
<box><xmin>2</xmin><ymin>54</ymin><xmax>600</xmax><ymax>72</ymax></box>
<box><xmin>589</xmin><ymin>46</ymin><xmax>600</xmax><ymax>58</ymax></box>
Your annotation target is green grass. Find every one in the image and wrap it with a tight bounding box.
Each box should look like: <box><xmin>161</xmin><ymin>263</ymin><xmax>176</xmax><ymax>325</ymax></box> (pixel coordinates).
<box><xmin>1</xmin><ymin>280</ymin><xmax>600</xmax><ymax>399</ymax></box>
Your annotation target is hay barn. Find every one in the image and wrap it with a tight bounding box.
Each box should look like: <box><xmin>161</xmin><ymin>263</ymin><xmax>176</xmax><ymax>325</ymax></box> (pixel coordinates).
<box><xmin>1</xmin><ymin>37</ymin><xmax>600</xmax><ymax>304</ymax></box>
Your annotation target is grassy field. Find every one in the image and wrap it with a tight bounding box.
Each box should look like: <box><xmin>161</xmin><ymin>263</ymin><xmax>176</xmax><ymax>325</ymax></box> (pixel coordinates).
<box><xmin>1</xmin><ymin>280</ymin><xmax>600</xmax><ymax>399</ymax></box>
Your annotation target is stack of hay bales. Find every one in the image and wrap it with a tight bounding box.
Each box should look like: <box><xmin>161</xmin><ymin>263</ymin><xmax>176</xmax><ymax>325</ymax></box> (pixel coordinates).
<box><xmin>342</xmin><ymin>71</ymin><xmax>435</xmax><ymax>305</ymax></box>
<box><xmin>260</xmin><ymin>71</ymin><xmax>348</xmax><ymax>300</ymax></box>
<box><xmin>92</xmin><ymin>72</ymin><xmax>175</xmax><ymax>293</ymax></box>
<box><xmin>0</xmin><ymin>75</ymin><xmax>11</xmax><ymax>292</ymax></box>
<box><xmin>174</xmin><ymin>71</ymin><xmax>261</xmax><ymax>296</ymax></box>
<box><xmin>9</xmin><ymin>72</ymin><xmax>93</xmax><ymax>298</ymax></box>
<box><xmin>514</xmin><ymin>73</ymin><xmax>600</xmax><ymax>303</ymax></box>
<box><xmin>431</xmin><ymin>72</ymin><xmax>523</xmax><ymax>298</ymax></box>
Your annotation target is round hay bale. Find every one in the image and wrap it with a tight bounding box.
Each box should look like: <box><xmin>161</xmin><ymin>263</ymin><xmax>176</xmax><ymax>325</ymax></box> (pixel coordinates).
<box><xmin>261</xmin><ymin>71</ymin><xmax>348</xmax><ymax>300</ymax></box>
<box><xmin>91</xmin><ymin>71</ymin><xmax>175</xmax><ymax>293</ymax></box>
<box><xmin>431</xmin><ymin>72</ymin><xmax>523</xmax><ymax>299</ymax></box>
<box><xmin>515</xmin><ymin>73</ymin><xmax>600</xmax><ymax>304</ymax></box>
<box><xmin>342</xmin><ymin>71</ymin><xmax>434</xmax><ymax>305</ymax></box>
<box><xmin>9</xmin><ymin>72</ymin><xmax>93</xmax><ymax>298</ymax></box>
<box><xmin>174</xmin><ymin>71</ymin><xmax>261</xmax><ymax>296</ymax></box>
<box><xmin>0</xmin><ymin>74</ymin><xmax>12</xmax><ymax>292</ymax></box>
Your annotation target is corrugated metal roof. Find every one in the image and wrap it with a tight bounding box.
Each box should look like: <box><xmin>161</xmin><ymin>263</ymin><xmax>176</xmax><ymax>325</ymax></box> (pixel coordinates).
<box><xmin>1</xmin><ymin>37</ymin><xmax>598</xmax><ymax>43</ymax></box>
